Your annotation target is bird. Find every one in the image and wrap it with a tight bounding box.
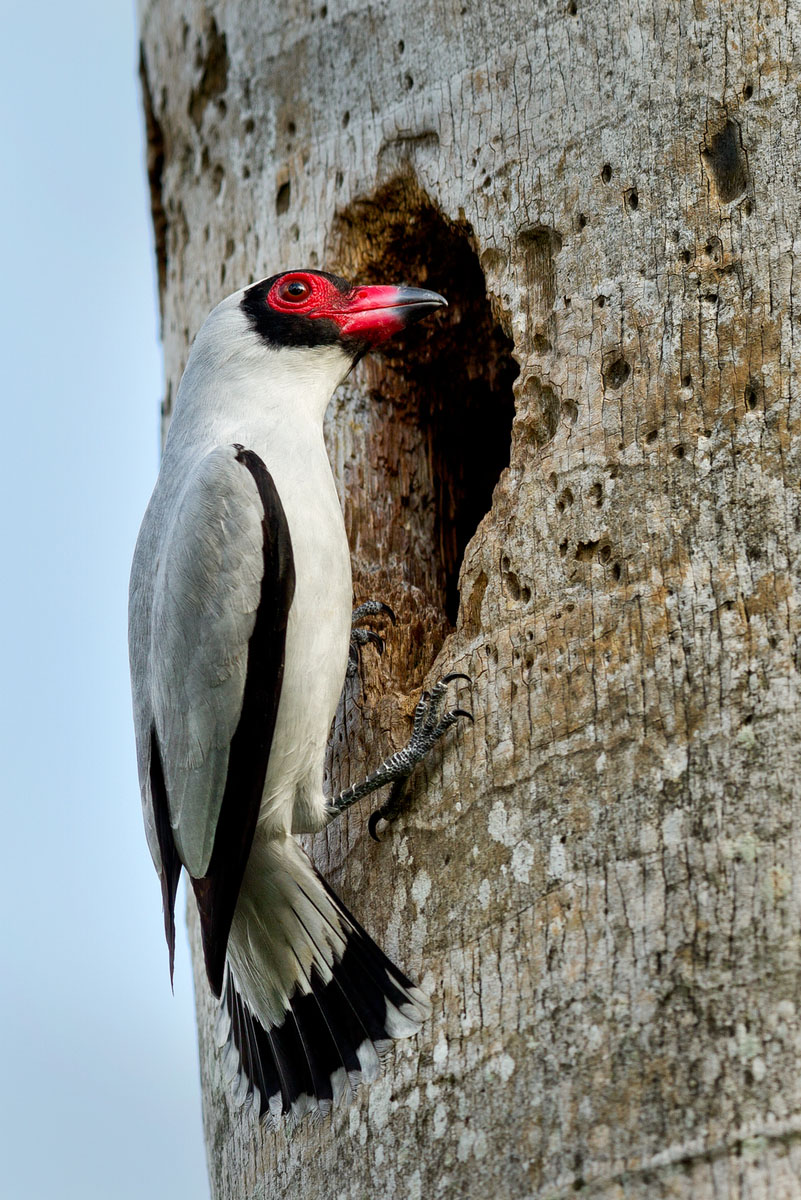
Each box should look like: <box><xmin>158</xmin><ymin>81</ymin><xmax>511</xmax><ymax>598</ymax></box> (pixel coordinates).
<box><xmin>129</xmin><ymin>268</ymin><xmax>472</xmax><ymax>1125</ymax></box>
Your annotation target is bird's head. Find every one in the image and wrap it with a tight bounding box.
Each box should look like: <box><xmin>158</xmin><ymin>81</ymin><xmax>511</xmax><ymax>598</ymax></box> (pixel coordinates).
<box><xmin>178</xmin><ymin>269</ymin><xmax>446</xmax><ymax>429</ymax></box>
<box><xmin>239</xmin><ymin>268</ymin><xmax>447</xmax><ymax>360</ymax></box>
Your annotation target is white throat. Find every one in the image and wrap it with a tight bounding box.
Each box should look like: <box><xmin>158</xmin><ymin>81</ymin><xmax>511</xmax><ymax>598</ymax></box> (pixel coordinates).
<box><xmin>164</xmin><ymin>296</ymin><xmax>354</xmax><ymax>455</ymax></box>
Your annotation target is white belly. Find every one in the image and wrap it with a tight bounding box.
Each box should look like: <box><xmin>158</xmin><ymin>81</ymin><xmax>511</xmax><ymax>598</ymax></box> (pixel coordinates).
<box><xmin>256</xmin><ymin>432</ymin><xmax>352</xmax><ymax>835</ymax></box>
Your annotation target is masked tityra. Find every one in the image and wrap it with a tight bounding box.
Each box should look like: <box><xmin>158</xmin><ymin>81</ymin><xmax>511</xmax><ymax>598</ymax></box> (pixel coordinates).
<box><xmin>129</xmin><ymin>269</ymin><xmax>472</xmax><ymax>1124</ymax></box>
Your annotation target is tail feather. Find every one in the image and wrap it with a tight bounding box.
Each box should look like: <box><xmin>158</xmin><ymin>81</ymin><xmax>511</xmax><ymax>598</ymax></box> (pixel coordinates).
<box><xmin>219</xmin><ymin>833</ymin><xmax>430</xmax><ymax>1125</ymax></box>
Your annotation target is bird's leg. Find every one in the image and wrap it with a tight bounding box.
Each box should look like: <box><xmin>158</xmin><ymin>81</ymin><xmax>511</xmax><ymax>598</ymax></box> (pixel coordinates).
<box><xmin>328</xmin><ymin>673</ymin><xmax>473</xmax><ymax>839</ymax></box>
<box><xmin>348</xmin><ymin>600</ymin><xmax>396</xmax><ymax>679</ymax></box>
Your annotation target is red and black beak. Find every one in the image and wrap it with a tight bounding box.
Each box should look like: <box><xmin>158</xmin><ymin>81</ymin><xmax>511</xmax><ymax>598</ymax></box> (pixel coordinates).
<box><xmin>334</xmin><ymin>285</ymin><xmax>447</xmax><ymax>344</ymax></box>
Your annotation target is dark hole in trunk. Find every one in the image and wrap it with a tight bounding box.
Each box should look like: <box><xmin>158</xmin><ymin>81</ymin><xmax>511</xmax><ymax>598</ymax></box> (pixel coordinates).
<box><xmin>333</xmin><ymin>180</ymin><xmax>518</xmax><ymax>628</ymax></box>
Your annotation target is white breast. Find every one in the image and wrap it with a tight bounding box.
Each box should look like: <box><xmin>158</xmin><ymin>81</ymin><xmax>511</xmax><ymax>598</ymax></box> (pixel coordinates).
<box><xmin>255</xmin><ymin>420</ymin><xmax>352</xmax><ymax>835</ymax></box>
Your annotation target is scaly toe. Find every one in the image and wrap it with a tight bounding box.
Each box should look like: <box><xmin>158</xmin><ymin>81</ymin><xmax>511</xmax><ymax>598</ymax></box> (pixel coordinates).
<box><xmin>352</xmin><ymin>600</ymin><xmax>397</xmax><ymax>627</ymax></box>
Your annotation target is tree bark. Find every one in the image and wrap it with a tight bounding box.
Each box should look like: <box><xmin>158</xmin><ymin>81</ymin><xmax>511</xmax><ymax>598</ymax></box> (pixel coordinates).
<box><xmin>139</xmin><ymin>1</ymin><xmax>801</xmax><ymax>1196</ymax></box>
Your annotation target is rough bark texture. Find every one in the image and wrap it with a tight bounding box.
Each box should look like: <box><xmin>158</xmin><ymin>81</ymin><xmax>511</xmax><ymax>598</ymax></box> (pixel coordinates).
<box><xmin>139</xmin><ymin>1</ymin><xmax>801</xmax><ymax>1196</ymax></box>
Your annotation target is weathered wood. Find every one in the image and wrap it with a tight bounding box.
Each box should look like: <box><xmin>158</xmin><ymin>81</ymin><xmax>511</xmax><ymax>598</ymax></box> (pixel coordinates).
<box><xmin>139</xmin><ymin>1</ymin><xmax>801</xmax><ymax>1195</ymax></box>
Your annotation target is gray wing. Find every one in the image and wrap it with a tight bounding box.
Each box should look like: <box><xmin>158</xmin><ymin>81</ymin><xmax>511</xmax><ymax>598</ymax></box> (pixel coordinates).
<box><xmin>151</xmin><ymin>445</ymin><xmax>264</xmax><ymax>875</ymax></box>
<box><xmin>133</xmin><ymin>443</ymin><xmax>294</xmax><ymax>991</ymax></box>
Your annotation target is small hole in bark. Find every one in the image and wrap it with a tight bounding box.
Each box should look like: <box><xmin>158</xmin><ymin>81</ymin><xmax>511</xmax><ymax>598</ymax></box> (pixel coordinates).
<box><xmin>562</xmin><ymin>399</ymin><xmax>579</xmax><ymax>424</ymax></box>
<box><xmin>744</xmin><ymin>380</ymin><xmax>761</xmax><ymax>410</ymax></box>
<box><xmin>404</xmin><ymin>73</ymin><xmax>414</xmax><ymax>90</ymax></box>
<box><xmin>575</xmin><ymin>539</ymin><xmax>599</xmax><ymax>562</ymax></box>
<box><xmin>576</xmin><ymin>212</ymin><xmax>587</xmax><ymax>229</ymax></box>
<box><xmin>681</xmin><ymin>249</ymin><xmax>692</xmax><ymax>264</ymax></box>
<box><xmin>743</xmin><ymin>83</ymin><xmax>753</xmax><ymax>99</ymax></box>
<box><xmin>556</xmin><ymin>487</ymin><xmax>574</xmax><ymax>512</ymax></box>
<box><xmin>603</xmin><ymin>356</ymin><xmax>631</xmax><ymax>390</ymax></box>
<box><xmin>701</xmin><ymin>118</ymin><xmax>750</xmax><ymax>203</ymax></box>
<box><xmin>568</xmin><ymin>0</ymin><xmax>578</xmax><ymax>12</ymax></box>
<box><xmin>276</xmin><ymin>180</ymin><xmax>290</xmax><ymax>214</ymax></box>
<box><xmin>590</xmin><ymin>482</ymin><xmax>603</xmax><ymax>506</ymax></box>
<box><xmin>596</xmin><ymin>294</ymin><xmax>606</xmax><ymax>308</ymax></box>
<box><xmin>743</xmin><ymin>199</ymin><xmax>753</xmax><ymax>216</ymax></box>
<box><xmin>397</xmin><ymin>39</ymin><xmax>405</xmax><ymax>52</ymax></box>
<box><xmin>601</xmin><ymin>164</ymin><xmax>612</xmax><ymax>183</ymax></box>
<box><xmin>517</xmin><ymin>375</ymin><xmax>560</xmax><ymax>447</ymax></box>
<box><xmin>624</xmin><ymin>187</ymin><xmax>639</xmax><ymax>210</ymax></box>
<box><xmin>682</xmin><ymin>373</ymin><xmax>692</xmax><ymax>387</ymax></box>
<box><xmin>504</xmin><ymin>570</ymin><xmax>522</xmax><ymax>602</ymax></box>
<box><xmin>333</xmin><ymin>179</ymin><xmax>518</xmax><ymax>629</ymax></box>
<box><xmin>342</xmin><ymin>110</ymin><xmax>350</xmax><ymax>128</ymax></box>
<box><xmin>612</xmin><ymin>562</ymin><xmax>622</xmax><ymax>580</ymax></box>
<box><xmin>188</xmin><ymin>17</ymin><xmax>229</xmax><ymax>131</ymax></box>
<box><xmin>673</xmin><ymin>444</ymin><xmax>685</xmax><ymax>459</ymax></box>
<box><xmin>645</xmin><ymin>429</ymin><xmax>658</xmax><ymax>444</ymax></box>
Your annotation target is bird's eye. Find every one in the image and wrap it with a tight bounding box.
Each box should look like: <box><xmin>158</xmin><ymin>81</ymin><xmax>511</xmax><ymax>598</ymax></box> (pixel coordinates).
<box><xmin>277</xmin><ymin>278</ymin><xmax>311</xmax><ymax>302</ymax></box>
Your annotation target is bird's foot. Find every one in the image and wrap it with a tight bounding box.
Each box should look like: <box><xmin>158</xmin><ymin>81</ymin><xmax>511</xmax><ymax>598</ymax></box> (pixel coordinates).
<box><xmin>368</xmin><ymin>674</ymin><xmax>473</xmax><ymax>839</ymax></box>
<box><xmin>328</xmin><ymin>673</ymin><xmax>473</xmax><ymax>835</ymax></box>
<box><xmin>347</xmin><ymin>600</ymin><xmax>396</xmax><ymax>678</ymax></box>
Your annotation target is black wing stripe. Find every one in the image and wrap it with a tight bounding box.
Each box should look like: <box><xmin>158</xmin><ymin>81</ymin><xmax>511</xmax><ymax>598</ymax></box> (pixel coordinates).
<box><xmin>148</xmin><ymin>725</ymin><xmax>182</xmax><ymax>985</ymax></box>
<box><xmin>192</xmin><ymin>446</ymin><xmax>295</xmax><ymax>996</ymax></box>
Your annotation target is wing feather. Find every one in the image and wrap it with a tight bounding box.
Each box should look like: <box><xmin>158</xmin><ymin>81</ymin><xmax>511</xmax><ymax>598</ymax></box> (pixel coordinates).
<box><xmin>150</xmin><ymin>445</ymin><xmax>263</xmax><ymax>872</ymax></box>
<box><xmin>147</xmin><ymin>443</ymin><xmax>294</xmax><ymax>992</ymax></box>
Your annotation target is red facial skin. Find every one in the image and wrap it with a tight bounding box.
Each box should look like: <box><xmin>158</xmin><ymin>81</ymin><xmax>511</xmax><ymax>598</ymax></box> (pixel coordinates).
<box><xmin>266</xmin><ymin>272</ymin><xmax>447</xmax><ymax>345</ymax></box>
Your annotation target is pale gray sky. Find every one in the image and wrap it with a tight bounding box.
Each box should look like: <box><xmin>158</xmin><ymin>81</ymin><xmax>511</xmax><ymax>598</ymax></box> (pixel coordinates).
<box><xmin>0</xmin><ymin>2</ymin><xmax>209</xmax><ymax>1195</ymax></box>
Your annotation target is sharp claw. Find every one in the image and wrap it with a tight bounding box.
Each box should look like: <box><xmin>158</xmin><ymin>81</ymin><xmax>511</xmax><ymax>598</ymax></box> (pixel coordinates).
<box><xmin>441</xmin><ymin>672</ymin><xmax>472</xmax><ymax>685</ymax></box>
<box><xmin>368</xmin><ymin>809</ymin><xmax>385</xmax><ymax>841</ymax></box>
<box><xmin>352</xmin><ymin>600</ymin><xmax>397</xmax><ymax>627</ymax></box>
<box><xmin>449</xmin><ymin>708</ymin><xmax>474</xmax><ymax>723</ymax></box>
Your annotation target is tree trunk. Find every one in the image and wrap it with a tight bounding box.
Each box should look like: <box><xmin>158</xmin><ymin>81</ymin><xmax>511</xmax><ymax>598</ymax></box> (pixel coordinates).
<box><xmin>138</xmin><ymin>1</ymin><xmax>801</xmax><ymax>1196</ymax></box>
